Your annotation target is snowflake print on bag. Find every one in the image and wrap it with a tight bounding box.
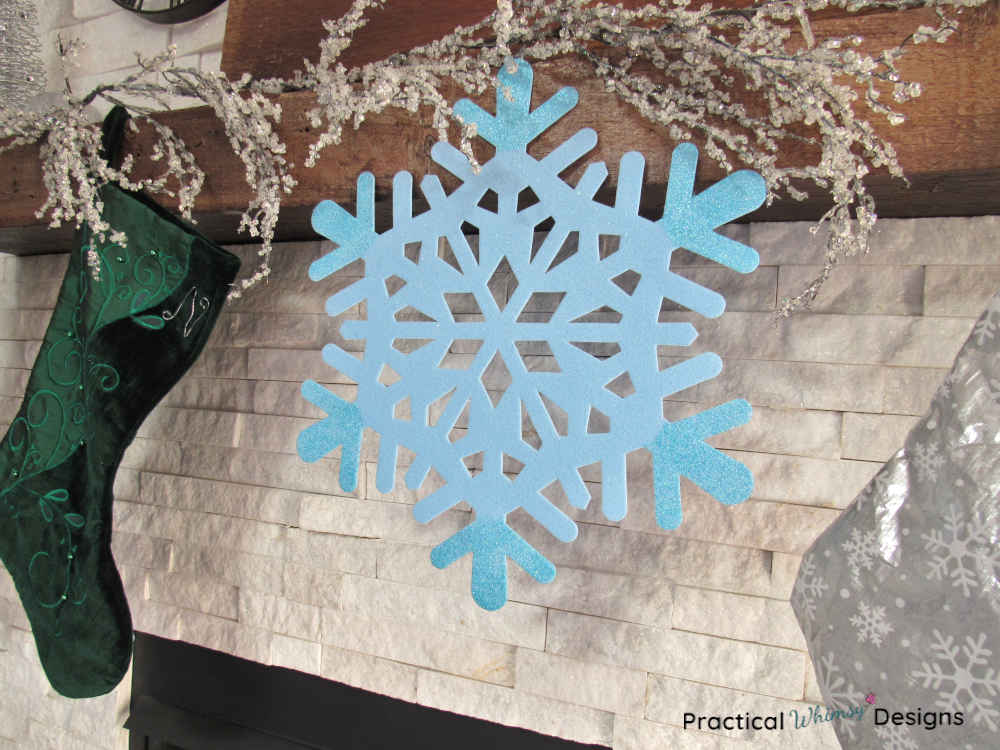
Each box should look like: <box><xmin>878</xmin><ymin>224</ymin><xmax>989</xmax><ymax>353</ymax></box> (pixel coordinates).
<box><xmin>874</xmin><ymin>723</ymin><xmax>919</xmax><ymax>750</ymax></box>
<box><xmin>296</xmin><ymin>59</ymin><xmax>766</xmax><ymax>609</ymax></box>
<box><xmin>849</xmin><ymin>600</ymin><xmax>894</xmax><ymax>647</ymax></box>
<box><xmin>792</xmin><ymin>552</ymin><xmax>829</xmax><ymax>625</ymax></box>
<box><xmin>909</xmin><ymin>439</ymin><xmax>945</xmax><ymax>484</ymax></box>
<box><xmin>923</xmin><ymin>503</ymin><xmax>1000</xmax><ymax>599</ymax></box>
<box><xmin>818</xmin><ymin>652</ymin><xmax>867</xmax><ymax>741</ymax></box>
<box><xmin>842</xmin><ymin>526</ymin><xmax>880</xmax><ymax>587</ymax></box>
<box><xmin>971</xmin><ymin>296</ymin><xmax>1000</xmax><ymax>347</ymax></box>
<box><xmin>912</xmin><ymin>629</ymin><xmax>1000</xmax><ymax>731</ymax></box>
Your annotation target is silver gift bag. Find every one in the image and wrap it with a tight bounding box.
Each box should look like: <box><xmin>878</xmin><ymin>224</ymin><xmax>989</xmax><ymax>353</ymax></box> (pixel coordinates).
<box><xmin>792</xmin><ymin>291</ymin><xmax>1000</xmax><ymax>750</ymax></box>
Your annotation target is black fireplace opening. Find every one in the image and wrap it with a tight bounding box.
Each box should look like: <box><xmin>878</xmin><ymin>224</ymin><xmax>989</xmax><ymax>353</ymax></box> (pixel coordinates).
<box><xmin>126</xmin><ymin>632</ymin><xmax>611</xmax><ymax>750</ymax></box>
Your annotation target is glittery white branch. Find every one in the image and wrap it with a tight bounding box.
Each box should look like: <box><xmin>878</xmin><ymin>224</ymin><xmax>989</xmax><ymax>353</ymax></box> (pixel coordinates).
<box><xmin>1</xmin><ymin>0</ymin><xmax>987</xmax><ymax>308</ymax></box>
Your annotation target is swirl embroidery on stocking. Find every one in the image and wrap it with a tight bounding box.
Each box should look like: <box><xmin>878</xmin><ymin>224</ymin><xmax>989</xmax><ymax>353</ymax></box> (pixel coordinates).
<box><xmin>161</xmin><ymin>286</ymin><xmax>211</xmax><ymax>337</ymax></box>
<box><xmin>1</xmin><ymin>236</ymin><xmax>184</xmax><ymax>631</ymax></box>
<box><xmin>29</xmin><ymin>488</ymin><xmax>87</xmax><ymax>611</ymax></box>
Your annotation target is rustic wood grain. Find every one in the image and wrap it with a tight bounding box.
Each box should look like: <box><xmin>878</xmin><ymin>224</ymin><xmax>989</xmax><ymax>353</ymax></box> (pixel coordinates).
<box><xmin>0</xmin><ymin>1</ymin><xmax>996</xmax><ymax>253</ymax></box>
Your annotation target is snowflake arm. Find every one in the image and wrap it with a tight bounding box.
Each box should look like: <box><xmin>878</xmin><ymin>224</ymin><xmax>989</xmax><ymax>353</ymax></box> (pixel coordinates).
<box><xmin>648</xmin><ymin>399</ymin><xmax>754</xmax><ymax>530</ymax></box>
<box><xmin>296</xmin><ymin>379</ymin><xmax>363</xmax><ymax>492</ymax></box>
<box><xmin>453</xmin><ymin>59</ymin><xmax>578</xmax><ymax>153</ymax></box>
<box><xmin>661</xmin><ymin>143</ymin><xmax>765</xmax><ymax>274</ymax></box>
<box><xmin>431</xmin><ymin>518</ymin><xmax>556</xmax><ymax>611</ymax></box>
<box><xmin>309</xmin><ymin>172</ymin><xmax>377</xmax><ymax>281</ymax></box>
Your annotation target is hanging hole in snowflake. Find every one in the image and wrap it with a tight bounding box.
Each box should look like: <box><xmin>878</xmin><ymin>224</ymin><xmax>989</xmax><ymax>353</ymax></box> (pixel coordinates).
<box><xmin>438</xmin><ymin>237</ymin><xmax>462</xmax><ymax>272</ymax></box>
<box><xmin>392</xmin><ymin>338</ymin><xmax>432</xmax><ymax>354</ymax></box>
<box><xmin>428</xmin><ymin>387</ymin><xmax>456</xmax><ymax>427</ymax></box>
<box><xmin>520</xmin><ymin>401</ymin><xmax>542</xmax><ymax>450</ymax></box>
<box><xmin>463</xmin><ymin>451</ymin><xmax>483</xmax><ymax>476</ymax></box>
<box><xmin>488</xmin><ymin>257</ymin><xmax>517</xmax><ymax>311</ymax></box>
<box><xmin>517</xmin><ymin>291</ymin><xmax>565</xmax><ymax>323</ymax></box>
<box><xmin>403</xmin><ymin>241</ymin><xmax>421</xmax><ymax>264</ymax></box>
<box><xmin>394</xmin><ymin>305</ymin><xmax>435</xmax><ymax>323</ymax></box>
<box><xmin>385</xmin><ymin>275</ymin><xmax>406</xmax><ymax>296</ymax></box>
<box><xmin>394</xmin><ymin>396</ymin><xmax>412</xmax><ymax>421</ymax></box>
<box><xmin>515</xmin><ymin>341</ymin><xmax>560</xmax><ymax>372</ymax></box>
<box><xmin>482</xmin><ymin>351</ymin><xmax>512</xmax><ymax>406</ymax></box>
<box><xmin>378</xmin><ymin>364</ymin><xmax>401</xmax><ymax>387</ymax></box>
<box><xmin>604</xmin><ymin>372</ymin><xmax>635</xmax><ymax>398</ymax></box>
<box><xmin>571</xmin><ymin>341</ymin><xmax>621</xmax><ymax>360</ymax></box>
<box><xmin>612</xmin><ymin>270</ymin><xmax>641</xmax><ymax>295</ymax></box>
<box><xmin>548</xmin><ymin>231</ymin><xmax>580</xmax><ymax>271</ymax></box>
<box><xmin>599</xmin><ymin>234</ymin><xmax>622</xmax><ymax>259</ymax></box>
<box><xmin>518</xmin><ymin>187</ymin><xmax>540</xmax><ymax>212</ymax></box>
<box><xmin>587</xmin><ymin>407</ymin><xmax>611</xmax><ymax>434</ymax></box>
<box><xmin>444</xmin><ymin>292</ymin><xmax>483</xmax><ymax>321</ymax></box>
<box><xmin>477</xmin><ymin>189</ymin><xmax>500</xmax><ymax>214</ymax></box>
<box><xmin>539</xmin><ymin>392</ymin><xmax>569</xmax><ymax>437</ymax></box>
<box><xmin>504</xmin><ymin>454</ymin><xmax>526</xmax><ymax>476</ymax></box>
<box><xmin>572</xmin><ymin>306</ymin><xmax>622</xmax><ymax>324</ymax></box>
<box><xmin>449</xmin><ymin>400</ymin><xmax>471</xmax><ymax>443</ymax></box>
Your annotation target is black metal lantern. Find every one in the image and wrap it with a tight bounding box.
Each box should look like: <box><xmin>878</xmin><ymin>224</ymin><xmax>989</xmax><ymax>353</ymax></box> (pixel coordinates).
<box><xmin>112</xmin><ymin>0</ymin><xmax>227</xmax><ymax>25</ymax></box>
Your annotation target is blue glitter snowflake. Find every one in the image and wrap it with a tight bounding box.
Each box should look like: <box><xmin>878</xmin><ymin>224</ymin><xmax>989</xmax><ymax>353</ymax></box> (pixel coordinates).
<box><xmin>298</xmin><ymin>59</ymin><xmax>766</xmax><ymax>610</ymax></box>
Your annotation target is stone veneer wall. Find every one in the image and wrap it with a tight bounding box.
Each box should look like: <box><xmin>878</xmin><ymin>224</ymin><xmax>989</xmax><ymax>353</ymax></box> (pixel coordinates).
<box><xmin>1</xmin><ymin>216</ymin><xmax>998</xmax><ymax>749</ymax></box>
<box><xmin>35</xmin><ymin>0</ymin><xmax>228</xmax><ymax>117</ymax></box>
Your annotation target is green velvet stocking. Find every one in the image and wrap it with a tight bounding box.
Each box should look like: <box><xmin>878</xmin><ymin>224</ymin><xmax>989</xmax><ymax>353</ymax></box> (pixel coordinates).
<box><xmin>0</xmin><ymin>184</ymin><xmax>240</xmax><ymax>697</ymax></box>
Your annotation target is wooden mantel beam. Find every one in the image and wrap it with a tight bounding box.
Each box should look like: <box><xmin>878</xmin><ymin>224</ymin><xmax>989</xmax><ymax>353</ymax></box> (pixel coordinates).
<box><xmin>0</xmin><ymin>1</ymin><xmax>997</xmax><ymax>254</ymax></box>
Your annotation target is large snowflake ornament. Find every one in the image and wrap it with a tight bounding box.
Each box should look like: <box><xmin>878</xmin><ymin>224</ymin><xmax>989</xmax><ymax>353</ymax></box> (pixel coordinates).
<box><xmin>297</xmin><ymin>60</ymin><xmax>766</xmax><ymax>609</ymax></box>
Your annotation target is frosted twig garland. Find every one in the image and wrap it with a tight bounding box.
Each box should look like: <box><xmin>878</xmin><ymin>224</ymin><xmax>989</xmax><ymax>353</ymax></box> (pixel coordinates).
<box><xmin>0</xmin><ymin>0</ymin><xmax>987</xmax><ymax>309</ymax></box>
<box><xmin>0</xmin><ymin>46</ymin><xmax>294</xmax><ymax>301</ymax></box>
